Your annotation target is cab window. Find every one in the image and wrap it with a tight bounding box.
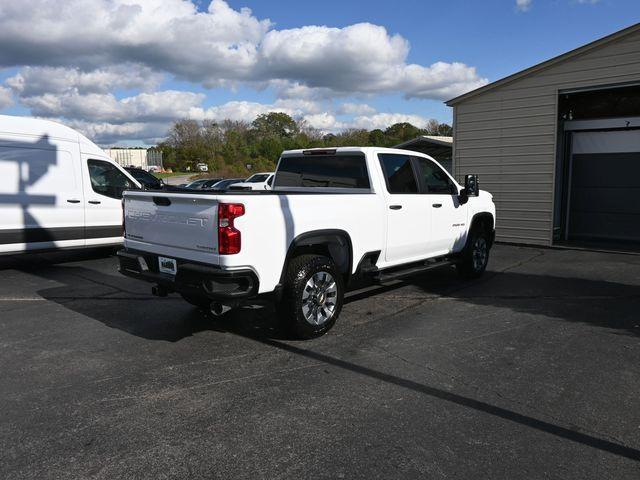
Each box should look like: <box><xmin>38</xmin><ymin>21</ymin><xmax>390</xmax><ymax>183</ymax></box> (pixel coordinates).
<box><xmin>275</xmin><ymin>154</ymin><xmax>370</xmax><ymax>189</ymax></box>
<box><xmin>88</xmin><ymin>159</ymin><xmax>135</xmax><ymax>199</ymax></box>
<box><xmin>414</xmin><ymin>157</ymin><xmax>456</xmax><ymax>194</ymax></box>
<box><xmin>378</xmin><ymin>154</ymin><xmax>419</xmax><ymax>194</ymax></box>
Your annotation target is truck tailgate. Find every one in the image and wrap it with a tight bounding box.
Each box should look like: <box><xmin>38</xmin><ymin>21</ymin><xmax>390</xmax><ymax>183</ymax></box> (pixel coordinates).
<box><xmin>123</xmin><ymin>191</ymin><xmax>219</xmax><ymax>261</ymax></box>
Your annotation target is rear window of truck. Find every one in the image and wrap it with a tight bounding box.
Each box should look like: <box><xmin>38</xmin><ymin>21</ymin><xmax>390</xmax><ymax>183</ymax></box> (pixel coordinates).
<box><xmin>275</xmin><ymin>154</ymin><xmax>370</xmax><ymax>189</ymax></box>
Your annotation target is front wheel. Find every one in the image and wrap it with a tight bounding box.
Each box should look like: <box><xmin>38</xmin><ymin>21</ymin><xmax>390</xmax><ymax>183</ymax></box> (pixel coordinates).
<box><xmin>277</xmin><ymin>254</ymin><xmax>344</xmax><ymax>339</ymax></box>
<box><xmin>457</xmin><ymin>227</ymin><xmax>491</xmax><ymax>278</ymax></box>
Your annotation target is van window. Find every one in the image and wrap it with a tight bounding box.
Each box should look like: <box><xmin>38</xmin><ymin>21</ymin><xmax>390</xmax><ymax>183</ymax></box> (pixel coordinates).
<box><xmin>414</xmin><ymin>157</ymin><xmax>456</xmax><ymax>194</ymax></box>
<box><xmin>275</xmin><ymin>154</ymin><xmax>370</xmax><ymax>189</ymax></box>
<box><xmin>378</xmin><ymin>154</ymin><xmax>418</xmax><ymax>194</ymax></box>
<box><xmin>87</xmin><ymin>159</ymin><xmax>134</xmax><ymax>199</ymax></box>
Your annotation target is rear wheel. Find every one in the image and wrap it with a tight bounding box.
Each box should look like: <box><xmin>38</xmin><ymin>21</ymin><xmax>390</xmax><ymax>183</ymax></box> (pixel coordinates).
<box><xmin>277</xmin><ymin>254</ymin><xmax>344</xmax><ymax>339</ymax></box>
<box><xmin>180</xmin><ymin>292</ymin><xmax>211</xmax><ymax>309</ymax></box>
<box><xmin>457</xmin><ymin>226</ymin><xmax>491</xmax><ymax>278</ymax></box>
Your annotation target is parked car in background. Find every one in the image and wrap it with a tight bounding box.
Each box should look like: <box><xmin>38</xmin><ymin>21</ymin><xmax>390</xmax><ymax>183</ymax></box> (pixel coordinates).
<box><xmin>203</xmin><ymin>178</ymin><xmax>244</xmax><ymax>191</ymax></box>
<box><xmin>147</xmin><ymin>165</ymin><xmax>161</xmax><ymax>173</ymax></box>
<box><xmin>118</xmin><ymin>147</ymin><xmax>495</xmax><ymax>338</ymax></box>
<box><xmin>183</xmin><ymin>178</ymin><xmax>223</xmax><ymax>190</ymax></box>
<box><xmin>0</xmin><ymin>115</ymin><xmax>140</xmax><ymax>254</ymax></box>
<box><xmin>125</xmin><ymin>167</ymin><xmax>164</xmax><ymax>190</ymax></box>
<box><xmin>228</xmin><ymin>172</ymin><xmax>274</xmax><ymax>190</ymax></box>
<box><xmin>196</xmin><ymin>163</ymin><xmax>209</xmax><ymax>172</ymax></box>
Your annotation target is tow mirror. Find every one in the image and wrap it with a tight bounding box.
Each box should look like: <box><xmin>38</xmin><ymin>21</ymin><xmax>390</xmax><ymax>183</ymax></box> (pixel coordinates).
<box><xmin>464</xmin><ymin>174</ymin><xmax>479</xmax><ymax>197</ymax></box>
<box><xmin>459</xmin><ymin>174</ymin><xmax>479</xmax><ymax>204</ymax></box>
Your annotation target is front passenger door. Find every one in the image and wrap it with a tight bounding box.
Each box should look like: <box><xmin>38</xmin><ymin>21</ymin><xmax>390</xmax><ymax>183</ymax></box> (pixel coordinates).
<box><xmin>82</xmin><ymin>157</ymin><xmax>137</xmax><ymax>244</ymax></box>
<box><xmin>414</xmin><ymin>157</ymin><xmax>466</xmax><ymax>254</ymax></box>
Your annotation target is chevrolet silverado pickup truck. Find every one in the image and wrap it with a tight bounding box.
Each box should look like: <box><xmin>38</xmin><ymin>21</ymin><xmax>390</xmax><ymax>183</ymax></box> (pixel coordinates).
<box><xmin>117</xmin><ymin>147</ymin><xmax>496</xmax><ymax>338</ymax></box>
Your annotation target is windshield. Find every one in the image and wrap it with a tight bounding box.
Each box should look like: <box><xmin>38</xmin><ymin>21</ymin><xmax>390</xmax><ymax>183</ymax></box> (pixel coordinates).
<box><xmin>186</xmin><ymin>179</ymin><xmax>207</xmax><ymax>187</ymax></box>
<box><xmin>128</xmin><ymin>170</ymin><xmax>159</xmax><ymax>185</ymax></box>
<box><xmin>245</xmin><ymin>173</ymin><xmax>270</xmax><ymax>183</ymax></box>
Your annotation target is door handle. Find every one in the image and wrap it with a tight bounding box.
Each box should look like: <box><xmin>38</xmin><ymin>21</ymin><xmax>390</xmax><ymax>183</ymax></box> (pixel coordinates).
<box><xmin>88</xmin><ymin>200</ymin><xmax>101</xmax><ymax>205</ymax></box>
<box><xmin>66</xmin><ymin>199</ymin><xmax>80</xmax><ymax>204</ymax></box>
<box><xmin>432</xmin><ymin>203</ymin><xmax>442</xmax><ymax>208</ymax></box>
<box><xmin>389</xmin><ymin>205</ymin><xmax>403</xmax><ymax>210</ymax></box>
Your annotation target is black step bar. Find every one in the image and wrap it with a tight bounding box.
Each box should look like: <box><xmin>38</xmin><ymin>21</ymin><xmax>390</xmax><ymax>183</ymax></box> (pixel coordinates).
<box><xmin>369</xmin><ymin>258</ymin><xmax>457</xmax><ymax>283</ymax></box>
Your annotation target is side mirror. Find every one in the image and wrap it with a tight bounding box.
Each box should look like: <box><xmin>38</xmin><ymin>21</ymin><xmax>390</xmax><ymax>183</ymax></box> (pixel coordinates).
<box><xmin>465</xmin><ymin>174</ymin><xmax>479</xmax><ymax>197</ymax></box>
<box><xmin>459</xmin><ymin>174</ymin><xmax>479</xmax><ymax>204</ymax></box>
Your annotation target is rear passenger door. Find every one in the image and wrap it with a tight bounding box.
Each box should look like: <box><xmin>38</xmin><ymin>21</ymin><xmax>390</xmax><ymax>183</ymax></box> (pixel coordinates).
<box><xmin>378</xmin><ymin>153</ymin><xmax>432</xmax><ymax>263</ymax></box>
<box><xmin>413</xmin><ymin>156</ymin><xmax>466</xmax><ymax>254</ymax></box>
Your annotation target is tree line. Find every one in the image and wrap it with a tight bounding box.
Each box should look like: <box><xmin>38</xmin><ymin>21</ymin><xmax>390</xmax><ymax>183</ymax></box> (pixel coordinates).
<box><xmin>156</xmin><ymin>112</ymin><xmax>452</xmax><ymax>175</ymax></box>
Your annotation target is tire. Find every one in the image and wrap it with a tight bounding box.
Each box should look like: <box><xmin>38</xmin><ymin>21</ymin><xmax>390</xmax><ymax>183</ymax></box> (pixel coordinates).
<box><xmin>277</xmin><ymin>254</ymin><xmax>344</xmax><ymax>339</ymax></box>
<box><xmin>180</xmin><ymin>292</ymin><xmax>211</xmax><ymax>309</ymax></box>
<box><xmin>457</xmin><ymin>225</ymin><xmax>491</xmax><ymax>279</ymax></box>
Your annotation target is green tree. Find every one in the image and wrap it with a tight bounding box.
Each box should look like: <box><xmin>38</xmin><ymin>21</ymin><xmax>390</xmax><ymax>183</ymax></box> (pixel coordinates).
<box><xmin>251</xmin><ymin>112</ymin><xmax>299</xmax><ymax>138</ymax></box>
<box><xmin>160</xmin><ymin>113</ymin><xmax>453</xmax><ymax>176</ymax></box>
<box><xmin>368</xmin><ymin>129</ymin><xmax>385</xmax><ymax>146</ymax></box>
<box><xmin>436</xmin><ymin>123</ymin><xmax>453</xmax><ymax>136</ymax></box>
<box><xmin>384</xmin><ymin>123</ymin><xmax>422</xmax><ymax>144</ymax></box>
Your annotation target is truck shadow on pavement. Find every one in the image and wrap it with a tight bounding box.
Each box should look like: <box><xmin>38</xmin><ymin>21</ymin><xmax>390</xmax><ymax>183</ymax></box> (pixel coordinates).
<box><xmin>23</xmin><ymin>257</ymin><xmax>640</xmax><ymax>342</ymax></box>
<box><xmin>13</xmin><ymin>258</ymin><xmax>640</xmax><ymax>463</ymax></box>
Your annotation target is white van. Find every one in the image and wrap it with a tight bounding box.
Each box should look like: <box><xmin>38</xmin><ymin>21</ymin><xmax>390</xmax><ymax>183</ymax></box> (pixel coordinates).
<box><xmin>0</xmin><ymin>115</ymin><xmax>141</xmax><ymax>254</ymax></box>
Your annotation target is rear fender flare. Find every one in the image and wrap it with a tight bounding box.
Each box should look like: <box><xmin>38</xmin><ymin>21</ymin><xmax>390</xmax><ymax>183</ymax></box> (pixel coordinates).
<box><xmin>278</xmin><ymin>229</ymin><xmax>353</xmax><ymax>287</ymax></box>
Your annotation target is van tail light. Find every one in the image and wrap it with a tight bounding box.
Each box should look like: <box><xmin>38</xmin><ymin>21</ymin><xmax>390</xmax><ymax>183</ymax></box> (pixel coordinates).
<box><xmin>218</xmin><ymin>203</ymin><xmax>244</xmax><ymax>254</ymax></box>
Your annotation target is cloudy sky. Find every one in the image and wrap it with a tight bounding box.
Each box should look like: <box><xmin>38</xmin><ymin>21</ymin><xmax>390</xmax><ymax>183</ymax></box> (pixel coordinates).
<box><xmin>0</xmin><ymin>0</ymin><xmax>637</xmax><ymax>145</ymax></box>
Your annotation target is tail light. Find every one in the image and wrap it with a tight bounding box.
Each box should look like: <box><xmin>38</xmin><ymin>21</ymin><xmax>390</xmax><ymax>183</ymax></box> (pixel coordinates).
<box><xmin>218</xmin><ymin>203</ymin><xmax>245</xmax><ymax>254</ymax></box>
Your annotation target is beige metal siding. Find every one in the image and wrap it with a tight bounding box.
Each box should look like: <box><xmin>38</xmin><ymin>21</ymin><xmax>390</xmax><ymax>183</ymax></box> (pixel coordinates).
<box><xmin>453</xmin><ymin>30</ymin><xmax>640</xmax><ymax>245</ymax></box>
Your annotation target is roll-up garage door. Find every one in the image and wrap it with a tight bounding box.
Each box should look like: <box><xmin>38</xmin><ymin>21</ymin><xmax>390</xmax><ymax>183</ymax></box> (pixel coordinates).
<box><xmin>568</xmin><ymin>130</ymin><xmax>640</xmax><ymax>244</ymax></box>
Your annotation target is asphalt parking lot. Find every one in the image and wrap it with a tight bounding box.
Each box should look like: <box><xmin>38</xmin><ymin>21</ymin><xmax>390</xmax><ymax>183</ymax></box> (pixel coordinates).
<box><xmin>1</xmin><ymin>244</ymin><xmax>639</xmax><ymax>479</ymax></box>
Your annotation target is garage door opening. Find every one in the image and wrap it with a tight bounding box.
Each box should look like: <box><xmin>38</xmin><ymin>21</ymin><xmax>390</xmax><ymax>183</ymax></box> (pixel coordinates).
<box><xmin>555</xmin><ymin>85</ymin><xmax>640</xmax><ymax>250</ymax></box>
<box><xmin>567</xmin><ymin>131</ymin><xmax>640</xmax><ymax>247</ymax></box>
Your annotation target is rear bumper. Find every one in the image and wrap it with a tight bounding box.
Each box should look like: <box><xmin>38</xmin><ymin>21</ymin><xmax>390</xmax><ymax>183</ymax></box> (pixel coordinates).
<box><xmin>117</xmin><ymin>249</ymin><xmax>259</xmax><ymax>300</ymax></box>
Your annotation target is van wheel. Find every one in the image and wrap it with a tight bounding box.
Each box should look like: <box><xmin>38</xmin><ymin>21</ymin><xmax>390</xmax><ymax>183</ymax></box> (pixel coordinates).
<box><xmin>277</xmin><ymin>254</ymin><xmax>344</xmax><ymax>339</ymax></box>
<box><xmin>180</xmin><ymin>293</ymin><xmax>211</xmax><ymax>309</ymax></box>
<box><xmin>457</xmin><ymin>226</ymin><xmax>491</xmax><ymax>278</ymax></box>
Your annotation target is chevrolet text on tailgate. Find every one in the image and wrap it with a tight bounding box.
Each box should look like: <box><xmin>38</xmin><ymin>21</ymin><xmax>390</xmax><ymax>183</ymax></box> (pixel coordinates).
<box><xmin>118</xmin><ymin>147</ymin><xmax>496</xmax><ymax>339</ymax></box>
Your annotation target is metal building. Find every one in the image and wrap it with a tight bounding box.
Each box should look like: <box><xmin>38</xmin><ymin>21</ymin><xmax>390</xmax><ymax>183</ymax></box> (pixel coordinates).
<box><xmin>394</xmin><ymin>136</ymin><xmax>453</xmax><ymax>173</ymax></box>
<box><xmin>447</xmin><ymin>23</ymin><xmax>640</xmax><ymax>249</ymax></box>
<box><xmin>104</xmin><ymin>148</ymin><xmax>163</xmax><ymax>171</ymax></box>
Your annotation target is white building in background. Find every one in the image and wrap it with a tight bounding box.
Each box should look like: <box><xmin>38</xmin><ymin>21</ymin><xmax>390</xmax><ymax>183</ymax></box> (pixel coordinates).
<box><xmin>104</xmin><ymin>148</ymin><xmax>163</xmax><ymax>171</ymax></box>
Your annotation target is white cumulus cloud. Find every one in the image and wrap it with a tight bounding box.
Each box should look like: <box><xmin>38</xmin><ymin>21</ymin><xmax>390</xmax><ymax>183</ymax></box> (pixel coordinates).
<box><xmin>6</xmin><ymin>65</ymin><xmax>162</xmax><ymax>97</ymax></box>
<box><xmin>516</xmin><ymin>0</ymin><xmax>533</xmax><ymax>12</ymax></box>
<box><xmin>0</xmin><ymin>86</ymin><xmax>14</xmax><ymax>109</ymax></box>
<box><xmin>0</xmin><ymin>1</ymin><xmax>474</xmax><ymax>143</ymax></box>
<box><xmin>21</xmin><ymin>90</ymin><xmax>204</xmax><ymax>123</ymax></box>
<box><xmin>349</xmin><ymin>112</ymin><xmax>432</xmax><ymax>131</ymax></box>
<box><xmin>0</xmin><ymin>0</ymin><xmax>486</xmax><ymax>100</ymax></box>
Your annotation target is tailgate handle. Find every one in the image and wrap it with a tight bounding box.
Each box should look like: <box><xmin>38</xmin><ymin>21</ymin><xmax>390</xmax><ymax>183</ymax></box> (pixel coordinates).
<box><xmin>153</xmin><ymin>197</ymin><xmax>171</xmax><ymax>206</ymax></box>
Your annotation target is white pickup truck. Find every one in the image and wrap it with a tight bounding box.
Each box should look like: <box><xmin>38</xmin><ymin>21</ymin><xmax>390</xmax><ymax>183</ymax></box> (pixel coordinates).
<box><xmin>118</xmin><ymin>147</ymin><xmax>495</xmax><ymax>338</ymax></box>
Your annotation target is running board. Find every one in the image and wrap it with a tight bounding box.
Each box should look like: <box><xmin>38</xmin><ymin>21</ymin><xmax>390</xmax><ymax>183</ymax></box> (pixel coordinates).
<box><xmin>371</xmin><ymin>258</ymin><xmax>456</xmax><ymax>284</ymax></box>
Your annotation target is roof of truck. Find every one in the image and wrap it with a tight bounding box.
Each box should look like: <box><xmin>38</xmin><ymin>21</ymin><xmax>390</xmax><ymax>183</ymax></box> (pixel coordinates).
<box><xmin>281</xmin><ymin>146</ymin><xmax>417</xmax><ymax>156</ymax></box>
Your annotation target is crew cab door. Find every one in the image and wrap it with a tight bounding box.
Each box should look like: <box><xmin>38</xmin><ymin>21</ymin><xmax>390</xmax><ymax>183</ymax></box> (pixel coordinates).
<box><xmin>413</xmin><ymin>156</ymin><xmax>467</xmax><ymax>254</ymax></box>
<box><xmin>81</xmin><ymin>156</ymin><xmax>138</xmax><ymax>244</ymax></box>
<box><xmin>378</xmin><ymin>153</ymin><xmax>432</xmax><ymax>263</ymax></box>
